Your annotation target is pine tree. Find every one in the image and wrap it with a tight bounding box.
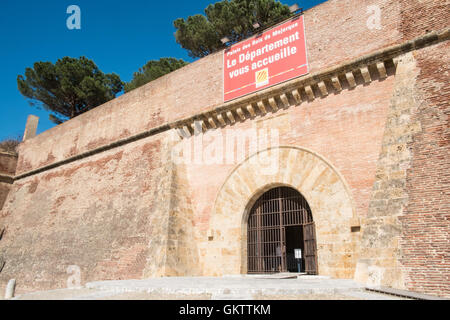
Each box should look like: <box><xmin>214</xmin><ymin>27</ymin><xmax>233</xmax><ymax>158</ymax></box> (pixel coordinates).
<box><xmin>174</xmin><ymin>0</ymin><xmax>291</xmax><ymax>58</ymax></box>
<box><xmin>17</xmin><ymin>56</ymin><xmax>124</xmax><ymax>124</ymax></box>
<box><xmin>124</xmin><ymin>58</ymin><xmax>188</xmax><ymax>93</ymax></box>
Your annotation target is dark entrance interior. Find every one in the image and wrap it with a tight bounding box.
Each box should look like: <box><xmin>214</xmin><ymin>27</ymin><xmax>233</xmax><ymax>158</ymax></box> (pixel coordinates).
<box><xmin>247</xmin><ymin>187</ymin><xmax>318</xmax><ymax>274</ymax></box>
<box><xmin>285</xmin><ymin>226</ymin><xmax>303</xmax><ymax>272</ymax></box>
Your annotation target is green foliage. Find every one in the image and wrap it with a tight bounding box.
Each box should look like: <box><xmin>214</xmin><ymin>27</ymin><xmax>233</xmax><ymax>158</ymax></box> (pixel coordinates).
<box><xmin>174</xmin><ymin>0</ymin><xmax>291</xmax><ymax>58</ymax></box>
<box><xmin>17</xmin><ymin>56</ymin><xmax>124</xmax><ymax>124</ymax></box>
<box><xmin>124</xmin><ymin>58</ymin><xmax>189</xmax><ymax>93</ymax></box>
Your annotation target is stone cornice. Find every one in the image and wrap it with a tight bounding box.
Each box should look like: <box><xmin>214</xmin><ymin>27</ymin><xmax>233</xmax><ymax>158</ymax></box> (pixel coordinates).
<box><xmin>13</xmin><ymin>28</ymin><xmax>449</xmax><ymax>181</ymax></box>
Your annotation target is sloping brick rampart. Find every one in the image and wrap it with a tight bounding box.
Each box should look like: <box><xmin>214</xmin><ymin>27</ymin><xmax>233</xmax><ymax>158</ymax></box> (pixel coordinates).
<box><xmin>400</xmin><ymin>41</ymin><xmax>450</xmax><ymax>297</ymax></box>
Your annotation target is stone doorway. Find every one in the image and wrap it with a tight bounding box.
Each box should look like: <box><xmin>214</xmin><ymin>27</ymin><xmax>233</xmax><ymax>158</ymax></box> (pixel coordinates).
<box><xmin>247</xmin><ymin>186</ymin><xmax>318</xmax><ymax>274</ymax></box>
<box><xmin>208</xmin><ymin>146</ymin><xmax>357</xmax><ymax>279</ymax></box>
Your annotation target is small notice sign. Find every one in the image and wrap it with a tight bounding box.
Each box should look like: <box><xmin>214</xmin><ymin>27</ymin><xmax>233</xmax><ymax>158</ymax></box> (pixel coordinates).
<box><xmin>294</xmin><ymin>249</ymin><xmax>302</xmax><ymax>259</ymax></box>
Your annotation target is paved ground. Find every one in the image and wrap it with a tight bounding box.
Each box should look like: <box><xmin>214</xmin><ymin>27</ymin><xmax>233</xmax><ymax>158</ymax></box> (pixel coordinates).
<box><xmin>7</xmin><ymin>275</ymin><xmax>407</xmax><ymax>300</ymax></box>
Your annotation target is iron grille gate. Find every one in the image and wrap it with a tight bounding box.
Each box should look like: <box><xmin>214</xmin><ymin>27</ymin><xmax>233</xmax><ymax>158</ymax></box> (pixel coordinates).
<box><xmin>247</xmin><ymin>187</ymin><xmax>317</xmax><ymax>274</ymax></box>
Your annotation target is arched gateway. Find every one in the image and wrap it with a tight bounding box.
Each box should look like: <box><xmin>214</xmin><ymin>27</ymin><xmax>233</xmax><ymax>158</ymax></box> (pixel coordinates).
<box><xmin>247</xmin><ymin>186</ymin><xmax>318</xmax><ymax>274</ymax></box>
<box><xmin>207</xmin><ymin>146</ymin><xmax>358</xmax><ymax>279</ymax></box>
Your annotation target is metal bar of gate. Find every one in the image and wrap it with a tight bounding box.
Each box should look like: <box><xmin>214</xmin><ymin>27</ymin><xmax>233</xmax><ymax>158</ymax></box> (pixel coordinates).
<box><xmin>247</xmin><ymin>187</ymin><xmax>317</xmax><ymax>274</ymax></box>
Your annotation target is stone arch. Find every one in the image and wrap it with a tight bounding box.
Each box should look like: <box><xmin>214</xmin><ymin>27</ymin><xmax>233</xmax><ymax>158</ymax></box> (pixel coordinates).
<box><xmin>206</xmin><ymin>146</ymin><xmax>358</xmax><ymax>279</ymax></box>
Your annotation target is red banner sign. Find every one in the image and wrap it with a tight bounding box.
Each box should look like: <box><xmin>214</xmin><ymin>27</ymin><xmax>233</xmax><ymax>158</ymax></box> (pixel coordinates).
<box><xmin>224</xmin><ymin>16</ymin><xmax>308</xmax><ymax>102</ymax></box>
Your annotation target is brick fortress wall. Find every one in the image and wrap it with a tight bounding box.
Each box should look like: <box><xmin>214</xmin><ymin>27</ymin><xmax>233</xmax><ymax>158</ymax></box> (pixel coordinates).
<box><xmin>0</xmin><ymin>0</ymin><xmax>448</xmax><ymax>296</ymax></box>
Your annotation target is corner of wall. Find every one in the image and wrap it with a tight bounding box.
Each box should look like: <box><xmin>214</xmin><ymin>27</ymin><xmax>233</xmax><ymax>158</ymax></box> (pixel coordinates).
<box><xmin>354</xmin><ymin>52</ymin><xmax>420</xmax><ymax>289</ymax></box>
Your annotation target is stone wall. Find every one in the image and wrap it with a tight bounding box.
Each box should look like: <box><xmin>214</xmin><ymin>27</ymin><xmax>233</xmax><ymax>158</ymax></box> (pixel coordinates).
<box><xmin>0</xmin><ymin>62</ymin><xmax>398</xmax><ymax>292</ymax></box>
<box><xmin>0</xmin><ymin>152</ymin><xmax>17</xmax><ymax>210</ymax></box>
<box><xmin>0</xmin><ymin>133</ymin><xmax>174</xmax><ymax>291</ymax></box>
<box><xmin>0</xmin><ymin>151</ymin><xmax>17</xmax><ymax>288</ymax></box>
<box><xmin>0</xmin><ymin>0</ymin><xmax>448</xmax><ymax>297</ymax></box>
<box><xmin>355</xmin><ymin>40</ymin><xmax>450</xmax><ymax>298</ymax></box>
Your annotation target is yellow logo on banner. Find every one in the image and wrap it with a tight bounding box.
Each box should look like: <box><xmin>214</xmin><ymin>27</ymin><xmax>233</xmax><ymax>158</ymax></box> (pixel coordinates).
<box><xmin>255</xmin><ymin>68</ymin><xmax>269</xmax><ymax>88</ymax></box>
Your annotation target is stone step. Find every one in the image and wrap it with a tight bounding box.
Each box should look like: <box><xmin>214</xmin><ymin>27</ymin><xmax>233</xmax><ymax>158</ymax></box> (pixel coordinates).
<box><xmin>366</xmin><ymin>286</ymin><xmax>449</xmax><ymax>300</ymax></box>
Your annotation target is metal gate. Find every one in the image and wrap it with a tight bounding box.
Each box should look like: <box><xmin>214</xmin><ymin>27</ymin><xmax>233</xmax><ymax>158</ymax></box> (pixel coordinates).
<box><xmin>247</xmin><ymin>187</ymin><xmax>317</xmax><ymax>274</ymax></box>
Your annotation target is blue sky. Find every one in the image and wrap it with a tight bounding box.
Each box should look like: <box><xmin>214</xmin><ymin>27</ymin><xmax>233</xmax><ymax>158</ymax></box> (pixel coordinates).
<box><xmin>0</xmin><ymin>0</ymin><xmax>326</xmax><ymax>141</ymax></box>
